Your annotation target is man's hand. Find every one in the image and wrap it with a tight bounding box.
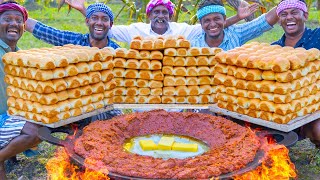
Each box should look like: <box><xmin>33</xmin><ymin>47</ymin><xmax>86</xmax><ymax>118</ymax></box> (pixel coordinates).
<box><xmin>237</xmin><ymin>1</ymin><xmax>259</xmax><ymax>20</ymax></box>
<box><xmin>65</xmin><ymin>0</ymin><xmax>87</xmax><ymax>16</ymax></box>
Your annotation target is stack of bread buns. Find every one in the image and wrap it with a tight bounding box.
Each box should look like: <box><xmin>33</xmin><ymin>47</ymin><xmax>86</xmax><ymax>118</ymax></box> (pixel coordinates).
<box><xmin>3</xmin><ymin>44</ymin><xmax>115</xmax><ymax>124</ymax></box>
<box><xmin>213</xmin><ymin>42</ymin><xmax>320</xmax><ymax>123</ymax></box>
<box><xmin>113</xmin><ymin>37</ymin><xmax>166</xmax><ymax>103</ymax></box>
<box><xmin>160</xmin><ymin>36</ymin><xmax>222</xmax><ymax>104</ymax></box>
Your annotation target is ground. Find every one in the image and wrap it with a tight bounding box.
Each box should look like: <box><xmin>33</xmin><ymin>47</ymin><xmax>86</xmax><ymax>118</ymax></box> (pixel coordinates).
<box><xmin>4</xmin><ymin>135</ymin><xmax>320</xmax><ymax>180</ymax></box>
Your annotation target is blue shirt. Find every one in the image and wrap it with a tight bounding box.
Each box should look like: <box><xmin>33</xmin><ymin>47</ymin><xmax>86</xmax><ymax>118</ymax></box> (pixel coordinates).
<box><xmin>33</xmin><ymin>22</ymin><xmax>120</xmax><ymax>49</ymax></box>
<box><xmin>271</xmin><ymin>27</ymin><xmax>320</xmax><ymax>50</ymax></box>
<box><xmin>191</xmin><ymin>14</ymin><xmax>273</xmax><ymax>50</ymax></box>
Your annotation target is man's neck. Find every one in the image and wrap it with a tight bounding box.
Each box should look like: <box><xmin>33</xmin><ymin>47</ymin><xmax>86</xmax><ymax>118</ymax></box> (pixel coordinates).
<box><xmin>152</xmin><ymin>27</ymin><xmax>168</xmax><ymax>35</ymax></box>
<box><xmin>4</xmin><ymin>40</ymin><xmax>17</xmax><ymax>51</ymax></box>
<box><xmin>284</xmin><ymin>29</ymin><xmax>305</xmax><ymax>47</ymax></box>
<box><xmin>89</xmin><ymin>37</ymin><xmax>108</xmax><ymax>49</ymax></box>
<box><xmin>205</xmin><ymin>33</ymin><xmax>224</xmax><ymax>48</ymax></box>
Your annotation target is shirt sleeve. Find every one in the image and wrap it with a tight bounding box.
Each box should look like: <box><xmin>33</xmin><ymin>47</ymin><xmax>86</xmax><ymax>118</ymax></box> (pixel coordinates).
<box><xmin>33</xmin><ymin>22</ymin><xmax>84</xmax><ymax>46</ymax></box>
<box><xmin>233</xmin><ymin>14</ymin><xmax>273</xmax><ymax>45</ymax></box>
<box><xmin>109</xmin><ymin>24</ymin><xmax>141</xmax><ymax>44</ymax></box>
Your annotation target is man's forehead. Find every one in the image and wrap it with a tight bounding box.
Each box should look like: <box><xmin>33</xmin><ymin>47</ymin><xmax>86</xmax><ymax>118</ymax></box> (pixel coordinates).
<box><xmin>1</xmin><ymin>10</ymin><xmax>23</xmax><ymax>16</ymax></box>
<box><xmin>281</xmin><ymin>7</ymin><xmax>303</xmax><ymax>13</ymax></box>
<box><xmin>91</xmin><ymin>11</ymin><xmax>109</xmax><ymax>17</ymax></box>
<box><xmin>152</xmin><ymin>5</ymin><xmax>169</xmax><ymax>11</ymax></box>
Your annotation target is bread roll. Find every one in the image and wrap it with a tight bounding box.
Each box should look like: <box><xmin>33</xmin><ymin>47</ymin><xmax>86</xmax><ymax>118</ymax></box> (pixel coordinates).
<box><xmin>185</xmin><ymin>57</ymin><xmax>197</xmax><ymax>66</ymax></box>
<box><xmin>164</xmin><ymin>75</ymin><xmax>175</xmax><ymax>86</ymax></box>
<box><xmin>175</xmin><ymin>76</ymin><xmax>187</xmax><ymax>86</ymax></box>
<box><xmin>139</xmin><ymin>87</ymin><xmax>151</xmax><ymax>96</ymax></box>
<box><xmin>139</xmin><ymin>60</ymin><xmax>151</xmax><ymax>70</ymax></box>
<box><xmin>126</xmin><ymin>59</ymin><xmax>139</xmax><ymax>69</ymax></box>
<box><xmin>113</xmin><ymin>96</ymin><xmax>124</xmax><ymax>103</ymax></box>
<box><xmin>151</xmin><ymin>60</ymin><xmax>162</xmax><ymax>70</ymax></box>
<box><xmin>162</xmin><ymin>66</ymin><xmax>173</xmax><ymax>75</ymax></box>
<box><xmin>175</xmin><ymin>96</ymin><xmax>187</xmax><ymax>104</ymax></box>
<box><xmin>125</xmin><ymin>69</ymin><xmax>139</xmax><ymax>79</ymax></box>
<box><xmin>187</xmin><ymin>96</ymin><xmax>199</xmax><ymax>104</ymax></box>
<box><xmin>162</xmin><ymin>96</ymin><xmax>175</xmax><ymax>104</ymax></box>
<box><xmin>197</xmin><ymin>56</ymin><xmax>209</xmax><ymax>66</ymax></box>
<box><xmin>164</xmin><ymin>38</ymin><xmax>177</xmax><ymax>48</ymax></box>
<box><xmin>101</xmin><ymin>60</ymin><xmax>114</xmax><ymax>69</ymax></box>
<box><xmin>127</xmin><ymin>87</ymin><xmax>138</xmax><ymax>96</ymax></box>
<box><xmin>177</xmin><ymin>39</ymin><xmax>190</xmax><ymax>48</ymax></box>
<box><xmin>163</xmin><ymin>87</ymin><xmax>175</xmax><ymax>96</ymax></box>
<box><xmin>188</xmin><ymin>86</ymin><xmax>200</xmax><ymax>95</ymax></box>
<box><xmin>148</xmin><ymin>95</ymin><xmax>161</xmax><ymax>104</ymax></box>
<box><xmin>198</xmin><ymin>67</ymin><xmax>211</xmax><ymax>76</ymax></box>
<box><xmin>114</xmin><ymin>58</ymin><xmax>126</xmax><ymax>68</ymax></box>
<box><xmin>174</xmin><ymin>57</ymin><xmax>185</xmax><ymax>66</ymax></box>
<box><xmin>174</xmin><ymin>67</ymin><xmax>187</xmax><ymax>76</ymax></box>
<box><xmin>142</xmin><ymin>39</ymin><xmax>153</xmax><ymax>50</ymax></box>
<box><xmin>150</xmin><ymin>88</ymin><xmax>162</xmax><ymax>96</ymax></box>
<box><xmin>176</xmin><ymin>48</ymin><xmax>187</xmax><ymax>56</ymax></box>
<box><xmin>200</xmin><ymin>85</ymin><xmax>212</xmax><ymax>95</ymax></box>
<box><xmin>186</xmin><ymin>77</ymin><xmax>198</xmax><ymax>85</ymax></box>
<box><xmin>187</xmin><ymin>47</ymin><xmax>200</xmax><ymax>56</ymax></box>
<box><xmin>176</xmin><ymin>86</ymin><xmax>188</xmax><ymax>96</ymax></box>
<box><xmin>105</xmin><ymin>80</ymin><xmax>117</xmax><ymax>90</ymax></box>
<box><xmin>152</xmin><ymin>70</ymin><xmax>164</xmax><ymax>81</ymax></box>
<box><xmin>186</xmin><ymin>67</ymin><xmax>198</xmax><ymax>76</ymax></box>
<box><xmin>154</xmin><ymin>38</ymin><xmax>164</xmax><ymax>49</ymax></box>
<box><xmin>139</xmin><ymin>70</ymin><xmax>152</xmax><ymax>79</ymax></box>
<box><xmin>198</xmin><ymin>76</ymin><xmax>211</xmax><ymax>85</ymax></box>
<box><xmin>115</xmin><ymin>48</ymin><xmax>127</xmax><ymax>58</ymax></box>
<box><xmin>164</xmin><ymin>48</ymin><xmax>177</xmax><ymax>56</ymax></box>
<box><xmin>139</xmin><ymin>51</ymin><xmax>151</xmax><ymax>59</ymax></box>
<box><xmin>163</xmin><ymin>56</ymin><xmax>174</xmax><ymax>66</ymax></box>
<box><xmin>130</xmin><ymin>39</ymin><xmax>142</xmax><ymax>50</ymax></box>
<box><xmin>150</xmin><ymin>51</ymin><xmax>163</xmax><ymax>60</ymax></box>
<box><xmin>136</xmin><ymin>96</ymin><xmax>148</xmax><ymax>104</ymax></box>
<box><xmin>123</xmin><ymin>79</ymin><xmax>137</xmax><ymax>87</ymax></box>
<box><xmin>126</xmin><ymin>49</ymin><xmax>140</xmax><ymax>59</ymax></box>
<box><xmin>149</xmin><ymin>80</ymin><xmax>163</xmax><ymax>88</ymax></box>
<box><xmin>101</xmin><ymin>69</ymin><xmax>114</xmax><ymax>82</ymax></box>
<box><xmin>137</xmin><ymin>79</ymin><xmax>149</xmax><ymax>87</ymax></box>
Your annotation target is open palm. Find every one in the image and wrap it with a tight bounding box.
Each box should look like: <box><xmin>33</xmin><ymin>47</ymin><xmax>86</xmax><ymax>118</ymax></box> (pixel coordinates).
<box><xmin>65</xmin><ymin>0</ymin><xmax>86</xmax><ymax>12</ymax></box>
<box><xmin>237</xmin><ymin>2</ymin><xmax>259</xmax><ymax>20</ymax></box>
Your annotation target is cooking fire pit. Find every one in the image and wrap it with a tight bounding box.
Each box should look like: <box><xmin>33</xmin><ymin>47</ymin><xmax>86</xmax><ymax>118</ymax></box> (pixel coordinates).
<box><xmin>39</xmin><ymin>110</ymin><xmax>298</xmax><ymax>179</ymax></box>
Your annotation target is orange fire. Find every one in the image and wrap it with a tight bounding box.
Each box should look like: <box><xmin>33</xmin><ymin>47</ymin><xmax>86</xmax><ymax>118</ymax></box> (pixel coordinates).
<box><xmin>46</xmin><ymin>139</ymin><xmax>296</xmax><ymax>179</ymax></box>
<box><xmin>46</xmin><ymin>148</ymin><xmax>109</xmax><ymax>180</ymax></box>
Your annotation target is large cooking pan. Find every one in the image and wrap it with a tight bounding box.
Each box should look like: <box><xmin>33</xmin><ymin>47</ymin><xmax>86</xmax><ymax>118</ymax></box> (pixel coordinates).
<box><xmin>38</xmin><ymin>125</ymin><xmax>297</xmax><ymax>179</ymax></box>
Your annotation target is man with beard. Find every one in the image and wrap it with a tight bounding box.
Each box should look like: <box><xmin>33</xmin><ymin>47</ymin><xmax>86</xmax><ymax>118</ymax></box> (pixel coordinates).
<box><xmin>64</xmin><ymin>0</ymin><xmax>259</xmax><ymax>44</ymax></box>
<box><xmin>272</xmin><ymin>0</ymin><xmax>320</xmax><ymax>148</ymax></box>
<box><xmin>25</xmin><ymin>3</ymin><xmax>122</xmax><ymax>121</ymax></box>
<box><xmin>0</xmin><ymin>1</ymin><xmax>41</xmax><ymax>179</ymax></box>
<box><xmin>191</xmin><ymin>0</ymin><xmax>278</xmax><ymax>50</ymax></box>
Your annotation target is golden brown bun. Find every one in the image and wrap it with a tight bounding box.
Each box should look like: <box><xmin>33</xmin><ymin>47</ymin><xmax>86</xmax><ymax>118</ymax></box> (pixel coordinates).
<box><xmin>186</xmin><ymin>77</ymin><xmax>198</xmax><ymax>85</ymax></box>
<box><xmin>164</xmin><ymin>48</ymin><xmax>177</xmax><ymax>56</ymax></box>
<box><xmin>114</xmin><ymin>58</ymin><xmax>126</xmax><ymax>68</ymax></box>
<box><xmin>198</xmin><ymin>76</ymin><xmax>211</xmax><ymax>85</ymax></box>
<box><xmin>162</xmin><ymin>96</ymin><xmax>175</xmax><ymax>104</ymax></box>
<box><xmin>139</xmin><ymin>87</ymin><xmax>151</xmax><ymax>96</ymax></box>
<box><xmin>185</xmin><ymin>57</ymin><xmax>197</xmax><ymax>66</ymax></box>
<box><xmin>151</xmin><ymin>70</ymin><xmax>164</xmax><ymax>81</ymax></box>
<box><xmin>149</xmin><ymin>80</ymin><xmax>163</xmax><ymax>88</ymax></box>
<box><xmin>114</xmin><ymin>48</ymin><xmax>127</xmax><ymax>58</ymax></box>
<box><xmin>126</xmin><ymin>59</ymin><xmax>139</xmax><ymax>69</ymax></box>
<box><xmin>162</xmin><ymin>66</ymin><xmax>174</xmax><ymax>75</ymax></box>
<box><xmin>175</xmin><ymin>76</ymin><xmax>187</xmax><ymax>86</ymax></box>
<box><xmin>176</xmin><ymin>48</ymin><xmax>188</xmax><ymax>56</ymax></box>
<box><xmin>178</xmin><ymin>39</ymin><xmax>190</xmax><ymax>48</ymax></box>
<box><xmin>174</xmin><ymin>57</ymin><xmax>185</xmax><ymax>66</ymax></box>
<box><xmin>151</xmin><ymin>60</ymin><xmax>162</xmax><ymax>70</ymax></box>
<box><xmin>139</xmin><ymin>51</ymin><xmax>151</xmax><ymax>59</ymax></box>
<box><xmin>125</xmin><ymin>69</ymin><xmax>139</xmax><ymax>79</ymax></box>
<box><xmin>148</xmin><ymin>95</ymin><xmax>161</xmax><ymax>103</ymax></box>
<box><xmin>113</xmin><ymin>68</ymin><xmax>125</xmax><ymax>78</ymax></box>
<box><xmin>163</xmin><ymin>87</ymin><xmax>175</xmax><ymax>96</ymax></box>
<box><xmin>163</xmin><ymin>75</ymin><xmax>175</xmax><ymax>86</ymax></box>
<box><xmin>174</xmin><ymin>67</ymin><xmax>187</xmax><ymax>76</ymax></box>
<box><xmin>150</xmin><ymin>51</ymin><xmax>163</xmax><ymax>60</ymax></box>
<box><xmin>137</xmin><ymin>79</ymin><xmax>149</xmax><ymax>87</ymax></box>
<box><xmin>150</xmin><ymin>88</ymin><xmax>162</xmax><ymax>96</ymax></box>
<box><xmin>197</xmin><ymin>56</ymin><xmax>209</xmax><ymax>66</ymax></box>
<box><xmin>187</xmin><ymin>47</ymin><xmax>200</xmax><ymax>56</ymax></box>
<box><xmin>139</xmin><ymin>70</ymin><xmax>152</xmax><ymax>80</ymax></box>
<box><xmin>163</xmin><ymin>56</ymin><xmax>174</xmax><ymax>66</ymax></box>
<box><xmin>126</xmin><ymin>49</ymin><xmax>140</xmax><ymax>59</ymax></box>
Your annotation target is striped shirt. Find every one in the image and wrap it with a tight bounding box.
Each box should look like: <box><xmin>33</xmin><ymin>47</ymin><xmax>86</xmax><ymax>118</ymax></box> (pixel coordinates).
<box><xmin>33</xmin><ymin>21</ymin><xmax>120</xmax><ymax>49</ymax></box>
<box><xmin>191</xmin><ymin>14</ymin><xmax>273</xmax><ymax>50</ymax></box>
<box><xmin>271</xmin><ymin>27</ymin><xmax>320</xmax><ymax>50</ymax></box>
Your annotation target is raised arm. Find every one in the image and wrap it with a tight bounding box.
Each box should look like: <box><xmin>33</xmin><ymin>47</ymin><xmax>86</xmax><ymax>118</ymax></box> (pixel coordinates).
<box><xmin>65</xmin><ymin>0</ymin><xmax>86</xmax><ymax>16</ymax></box>
<box><xmin>225</xmin><ymin>2</ymin><xmax>259</xmax><ymax>28</ymax></box>
<box><xmin>265</xmin><ymin>7</ymin><xmax>278</xmax><ymax>26</ymax></box>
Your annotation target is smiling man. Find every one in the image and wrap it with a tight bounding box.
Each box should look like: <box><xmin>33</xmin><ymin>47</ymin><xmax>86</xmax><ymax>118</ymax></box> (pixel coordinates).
<box><xmin>191</xmin><ymin>0</ymin><xmax>278</xmax><ymax>50</ymax></box>
<box><xmin>272</xmin><ymin>0</ymin><xmax>320</xmax><ymax>49</ymax></box>
<box><xmin>25</xmin><ymin>3</ymin><xmax>122</xmax><ymax>121</ymax></box>
<box><xmin>272</xmin><ymin>0</ymin><xmax>320</xmax><ymax>148</ymax></box>
<box><xmin>26</xmin><ymin>3</ymin><xmax>119</xmax><ymax>49</ymax></box>
<box><xmin>0</xmin><ymin>1</ymin><xmax>41</xmax><ymax>179</ymax></box>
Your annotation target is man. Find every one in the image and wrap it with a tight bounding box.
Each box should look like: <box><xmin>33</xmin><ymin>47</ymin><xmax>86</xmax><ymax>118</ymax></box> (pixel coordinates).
<box><xmin>63</xmin><ymin>0</ymin><xmax>259</xmax><ymax>44</ymax></box>
<box><xmin>0</xmin><ymin>1</ymin><xmax>41</xmax><ymax>179</ymax></box>
<box><xmin>191</xmin><ymin>0</ymin><xmax>278</xmax><ymax>50</ymax></box>
<box><xmin>26</xmin><ymin>3</ymin><xmax>122</xmax><ymax>121</ymax></box>
<box><xmin>272</xmin><ymin>0</ymin><xmax>320</xmax><ymax>147</ymax></box>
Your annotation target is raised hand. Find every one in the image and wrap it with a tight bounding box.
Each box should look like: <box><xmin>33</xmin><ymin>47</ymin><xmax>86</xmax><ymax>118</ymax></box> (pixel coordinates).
<box><xmin>65</xmin><ymin>0</ymin><xmax>86</xmax><ymax>14</ymax></box>
<box><xmin>237</xmin><ymin>1</ymin><xmax>259</xmax><ymax>20</ymax></box>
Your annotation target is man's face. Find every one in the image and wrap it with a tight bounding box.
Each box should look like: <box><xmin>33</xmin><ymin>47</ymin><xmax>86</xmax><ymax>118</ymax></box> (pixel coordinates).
<box><xmin>86</xmin><ymin>12</ymin><xmax>112</xmax><ymax>41</ymax></box>
<box><xmin>0</xmin><ymin>10</ymin><xmax>24</xmax><ymax>45</ymax></box>
<box><xmin>278</xmin><ymin>8</ymin><xmax>308</xmax><ymax>37</ymax></box>
<box><xmin>200</xmin><ymin>13</ymin><xmax>225</xmax><ymax>39</ymax></box>
<box><xmin>149</xmin><ymin>5</ymin><xmax>170</xmax><ymax>34</ymax></box>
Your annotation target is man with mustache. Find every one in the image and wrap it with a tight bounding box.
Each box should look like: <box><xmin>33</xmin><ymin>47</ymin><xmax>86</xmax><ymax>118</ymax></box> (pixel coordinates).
<box><xmin>191</xmin><ymin>0</ymin><xmax>278</xmax><ymax>50</ymax></box>
<box><xmin>63</xmin><ymin>0</ymin><xmax>258</xmax><ymax>44</ymax></box>
<box><xmin>272</xmin><ymin>0</ymin><xmax>320</xmax><ymax>148</ymax></box>
<box><xmin>26</xmin><ymin>3</ymin><xmax>122</xmax><ymax>121</ymax></box>
<box><xmin>0</xmin><ymin>1</ymin><xmax>41</xmax><ymax>179</ymax></box>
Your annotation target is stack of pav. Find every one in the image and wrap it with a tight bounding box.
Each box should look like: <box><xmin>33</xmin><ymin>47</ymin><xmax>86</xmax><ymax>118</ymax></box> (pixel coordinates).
<box><xmin>161</xmin><ymin>36</ymin><xmax>222</xmax><ymax>104</ymax></box>
<box><xmin>213</xmin><ymin>42</ymin><xmax>320</xmax><ymax>123</ymax></box>
<box><xmin>3</xmin><ymin>44</ymin><xmax>115</xmax><ymax>124</ymax></box>
<box><xmin>112</xmin><ymin>36</ymin><xmax>166</xmax><ymax>104</ymax></box>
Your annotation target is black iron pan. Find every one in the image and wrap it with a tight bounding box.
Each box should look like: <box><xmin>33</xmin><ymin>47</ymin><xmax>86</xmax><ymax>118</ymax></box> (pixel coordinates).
<box><xmin>38</xmin><ymin>126</ymin><xmax>297</xmax><ymax>179</ymax></box>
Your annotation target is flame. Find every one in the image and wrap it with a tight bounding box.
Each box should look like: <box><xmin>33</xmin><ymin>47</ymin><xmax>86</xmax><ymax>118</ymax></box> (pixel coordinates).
<box><xmin>46</xmin><ymin>148</ymin><xmax>109</xmax><ymax>180</ymax></box>
<box><xmin>234</xmin><ymin>142</ymin><xmax>297</xmax><ymax>180</ymax></box>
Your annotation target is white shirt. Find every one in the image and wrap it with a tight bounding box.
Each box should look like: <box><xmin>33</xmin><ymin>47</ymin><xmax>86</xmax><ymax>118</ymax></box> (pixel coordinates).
<box><xmin>109</xmin><ymin>22</ymin><xmax>202</xmax><ymax>44</ymax></box>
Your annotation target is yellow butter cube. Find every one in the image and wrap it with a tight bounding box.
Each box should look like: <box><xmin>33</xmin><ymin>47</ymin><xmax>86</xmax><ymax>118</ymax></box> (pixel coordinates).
<box><xmin>172</xmin><ymin>142</ymin><xmax>198</xmax><ymax>152</ymax></box>
<box><xmin>139</xmin><ymin>140</ymin><xmax>157</xmax><ymax>151</ymax></box>
<box><xmin>158</xmin><ymin>136</ymin><xmax>175</xmax><ymax>150</ymax></box>
<box><xmin>123</xmin><ymin>142</ymin><xmax>132</xmax><ymax>151</ymax></box>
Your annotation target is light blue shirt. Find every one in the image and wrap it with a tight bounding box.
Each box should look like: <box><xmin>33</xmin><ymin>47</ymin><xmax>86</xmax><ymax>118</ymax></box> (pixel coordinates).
<box><xmin>0</xmin><ymin>39</ymin><xmax>18</xmax><ymax>115</ymax></box>
<box><xmin>191</xmin><ymin>14</ymin><xmax>273</xmax><ymax>50</ymax></box>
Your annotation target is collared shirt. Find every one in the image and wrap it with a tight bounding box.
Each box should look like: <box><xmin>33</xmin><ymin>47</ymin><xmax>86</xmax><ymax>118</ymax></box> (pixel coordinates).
<box><xmin>33</xmin><ymin>22</ymin><xmax>120</xmax><ymax>49</ymax></box>
<box><xmin>191</xmin><ymin>14</ymin><xmax>273</xmax><ymax>50</ymax></box>
<box><xmin>271</xmin><ymin>27</ymin><xmax>320</xmax><ymax>50</ymax></box>
<box><xmin>0</xmin><ymin>40</ymin><xmax>18</xmax><ymax>115</ymax></box>
<box><xmin>109</xmin><ymin>22</ymin><xmax>203</xmax><ymax>44</ymax></box>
